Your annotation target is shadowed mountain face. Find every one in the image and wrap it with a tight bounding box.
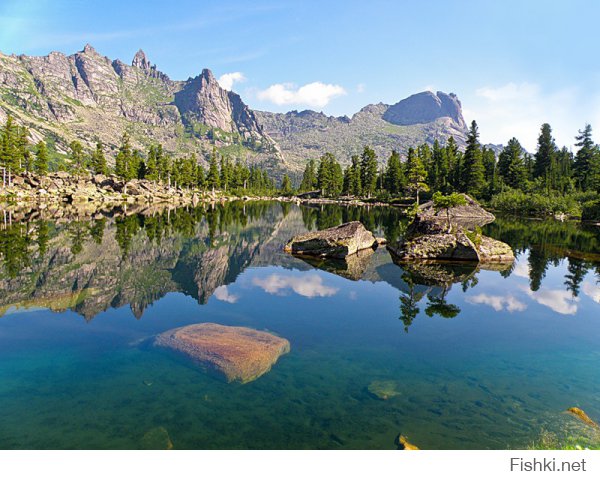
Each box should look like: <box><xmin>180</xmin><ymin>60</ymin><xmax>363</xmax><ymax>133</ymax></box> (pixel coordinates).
<box><xmin>382</xmin><ymin>91</ymin><xmax>466</xmax><ymax>129</ymax></box>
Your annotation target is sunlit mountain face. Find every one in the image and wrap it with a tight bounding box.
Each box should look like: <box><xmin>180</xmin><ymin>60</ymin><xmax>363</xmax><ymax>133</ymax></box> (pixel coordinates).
<box><xmin>0</xmin><ymin>202</ymin><xmax>599</xmax><ymax>449</ymax></box>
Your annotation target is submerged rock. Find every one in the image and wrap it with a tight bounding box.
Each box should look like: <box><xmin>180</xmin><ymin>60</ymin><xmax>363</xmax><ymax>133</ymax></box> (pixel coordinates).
<box><xmin>368</xmin><ymin>380</ymin><xmax>401</xmax><ymax>400</ymax></box>
<box><xmin>567</xmin><ymin>407</ymin><xmax>600</xmax><ymax>429</ymax></box>
<box><xmin>154</xmin><ymin>323</ymin><xmax>290</xmax><ymax>384</ymax></box>
<box><xmin>141</xmin><ymin>426</ymin><xmax>174</xmax><ymax>450</ymax></box>
<box><xmin>284</xmin><ymin>221</ymin><xmax>377</xmax><ymax>258</ymax></box>
<box><xmin>396</xmin><ymin>434</ymin><xmax>420</xmax><ymax>450</ymax></box>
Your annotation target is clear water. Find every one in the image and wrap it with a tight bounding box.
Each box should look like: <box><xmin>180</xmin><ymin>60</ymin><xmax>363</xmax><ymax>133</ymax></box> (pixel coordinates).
<box><xmin>0</xmin><ymin>202</ymin><xmax>599</xmax><ymax>449</ymax></box>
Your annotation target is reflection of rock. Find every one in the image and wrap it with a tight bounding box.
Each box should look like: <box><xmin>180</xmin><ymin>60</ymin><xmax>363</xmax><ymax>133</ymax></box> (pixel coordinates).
<box><xmin>154</xmin><ymin>323</ymin><xmax>290</xmax><ymax>384</ymax></box>
<box><xmin>396</xmin><ymin>261</ymin><xmax>478</xmax><ymax>287</ymax></box>
<box><xmin>294</xmin><ymin>248</ymin><xmax>374</xmax><ymax>280</ymax></box>
<box><xmin>368</xmin><ymin>380</ymin><xmax>401</xmax><ymax>400</ymax></box>
<box><xmin>284</xmin><ymin>221</ymin><xmax>377</xmax><ymax>258</ymax></box>
<box><xmin>141</xmin><ymin>426</ymin><xmax>174</xmax><ymax>450</ymax></box>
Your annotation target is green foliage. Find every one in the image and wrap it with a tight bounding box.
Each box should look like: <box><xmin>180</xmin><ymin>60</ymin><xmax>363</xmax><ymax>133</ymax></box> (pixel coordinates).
<box><xmin>359</xmin><ymin>146</ymin><xmax>378</xmax><ymax>197</ymax></box>
<box><xmin>317</xmin><ymin>152</ymin><xmax>343</xmax><ymax>197</ymax></box>
<box><xmin>490</xmin><ymin>189</ymin><xmax>582</xmax><ymax>216</ymax></box>
<box><xmin>581</xmin><ymin>199</ymin><xmax>600</xmax><ymax>222</ymax></box>
<box><xmin>34</xmin><ymin>141</ymin><xmax>49</xmax><ymax>175</ymax></box>
<box><xmin>461</xmin><ymin>120</ymin><xmax>486</xmax><ymax>197</ymax></box>
<box><xmin>299</xmin><ymin>159</ymin><xmax>317</xmax><ymax>192</ymax></box>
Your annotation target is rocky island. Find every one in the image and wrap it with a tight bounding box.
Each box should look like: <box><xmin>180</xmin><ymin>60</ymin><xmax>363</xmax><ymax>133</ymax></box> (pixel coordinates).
<box><xmin>387</xmin><ymin>194</ymin><xmax>514</xmax><ymax>264</ymax></box>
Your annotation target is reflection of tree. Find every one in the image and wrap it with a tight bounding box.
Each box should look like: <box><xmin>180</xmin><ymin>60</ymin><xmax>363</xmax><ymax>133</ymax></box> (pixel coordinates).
<box><xmin>528</xmin><ymin>246</ymin><xmax>548</xmax><ymax>292</ymax></box>
<box><xmin>89</xmin><ymin>218</ymin><xmax>106</xmax><ymax>244</ymax></box>
<box><xmin>425</xmin><ymin>287</ymin><xmax>461</xmax><ymax>319</ymax></box>
<box><xmin>565</xmin><ymin>258</ymin><xmax>587</xmax><ymax>297</ymax></box>
<box><xmin>0</xmin><ymin>222</ymin><xmax>32</xmax><ymax>278</ymax></box>
<box><xmin>399</xmin><ymin>274</ymin><xmax>423</xmax><ymax>332</ymax></box>
<box><xmin>36</xmin><ymin>220</ymin><xmax>49</xmax><ymax>257</ymax></box>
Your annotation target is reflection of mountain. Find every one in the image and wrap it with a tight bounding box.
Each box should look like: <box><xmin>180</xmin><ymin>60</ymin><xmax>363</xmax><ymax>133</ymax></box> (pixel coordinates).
<box><xmin>2</xmin><ymin>204</ymin><xmax>598</xmax><ymax>323</ymax></box>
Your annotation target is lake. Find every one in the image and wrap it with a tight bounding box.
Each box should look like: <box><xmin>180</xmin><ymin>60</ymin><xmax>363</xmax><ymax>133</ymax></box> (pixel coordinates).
<box><xmin>0</xmin><ymin>202</ymin><xmax>599</xmax><ymax>449</ymax></box>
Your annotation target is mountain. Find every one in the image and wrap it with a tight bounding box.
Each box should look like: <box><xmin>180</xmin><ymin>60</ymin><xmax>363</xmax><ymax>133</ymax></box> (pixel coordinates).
<box><xmin>1</xmin><ymin>45</ymin><xmax>469</xmax><ymax>176</ymax></box>
<box><xmin>0</xmin><ymin>45</ymin><xmax>286</xmax><ymax>172</ymax></box>
<box><xmin>256</xmin><ymin>91</ymin><xmax>469</xmax><ymax>168</ymax></box>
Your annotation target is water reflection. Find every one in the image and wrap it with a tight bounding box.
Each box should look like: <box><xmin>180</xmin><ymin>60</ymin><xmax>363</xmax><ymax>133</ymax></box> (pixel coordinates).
<box><xmin>1</xmin><ymin>203</ymin><xmax>599</xmax><ymax>327</ymax></box>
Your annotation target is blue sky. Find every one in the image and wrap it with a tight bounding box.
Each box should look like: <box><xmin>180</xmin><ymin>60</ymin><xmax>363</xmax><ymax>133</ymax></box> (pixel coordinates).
<box><xmin>1</xmin><ymin>0</ymin><xmax>599</xmax><ymax>150</ymax></box>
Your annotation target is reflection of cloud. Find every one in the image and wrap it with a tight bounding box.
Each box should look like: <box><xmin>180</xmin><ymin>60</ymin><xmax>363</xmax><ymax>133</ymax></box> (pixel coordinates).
<box><xmin>252</xmin><ymin>274</ymin><xmax>338</xmax><ymax>298</ymax></box>
<box><xmin>466</xmin><ymin>293</ymin><xmax>527</xmax><ymax>312</ymax></box>
<box><xmin>348</xmin><ymin>291</ymin><xmax>358</xmax><ymax>300</ymax></box>
<box><xmin>512</xmin><ymin>260</ymin><xmax>530</xmax><ymax>279</ymax></box>
<box><xmin>521</xmin><ymin>286</ymin><xmax>579</xmax><ymax>315</ymax></box>
<box><xmin>582</xmin><ymin>282</ymin><xmax>600</xmax><ymax>303</ymax></box>
<box><xmin>214</xmin><ymin>286</ymin><xmax>239</xmax><ymax>304</ymax></box>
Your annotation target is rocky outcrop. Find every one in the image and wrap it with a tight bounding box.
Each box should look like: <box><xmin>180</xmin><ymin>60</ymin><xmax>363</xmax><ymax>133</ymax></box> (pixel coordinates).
<box><xmin>383</xmin><ymin>91</ymin><xmax>466</xmax><ymax>129</ymax></box>
<box><xmin>388</xmin><ymin>197</ymin><xmax>514</xmax><ymax>264</ymax></box>
<box><xmin>284</xmin><ymin>221</ymin><xmax>377</xmax><ymax>258</ymax></box>
<box><xmin>154</xmin><ymin>323</ymin><xmax>290</xmax><ymax>383</ymax></box>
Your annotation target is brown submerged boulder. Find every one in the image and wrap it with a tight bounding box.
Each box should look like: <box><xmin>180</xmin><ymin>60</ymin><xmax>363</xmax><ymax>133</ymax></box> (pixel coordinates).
<box><xmin>154</xmin><ymin>323</ymin><xmax>290</xmax><ymax>384</ymax></box>
<box><xmin>284</xmin><ymin>221</ymin><xmax>377</xmax><ymax>258</ymax></box>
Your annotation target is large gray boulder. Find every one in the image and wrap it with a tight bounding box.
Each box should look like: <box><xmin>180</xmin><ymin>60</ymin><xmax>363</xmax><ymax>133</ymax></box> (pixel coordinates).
<box><xmin>284</xmin><ymin>221</ymin><xmax>377</xmax><ymax>258</ymax></box>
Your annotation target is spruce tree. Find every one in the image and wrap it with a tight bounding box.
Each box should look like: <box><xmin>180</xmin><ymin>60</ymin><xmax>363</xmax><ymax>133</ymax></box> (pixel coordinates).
<box><xmin>34</xmin><ymin>141</ymin><xmax>49</xmax><ymax>175</ymax></box>
<box><xmin>497</xmin><ymin>138</ymin><xmax>526</xmax><ymax>190</ymax></box>
<box><xmin>405</xmin><ymin>147</ymin><xmax>428</xmax><ymax>204</ymax></box>
<box><xmin>385</xmin><ymin>150</ymin><xmax>405</xmax><ymax>195</ymax></box>
<box><xmin>533</xmin><ymin>123</ymin><xmax>557</xmax><ymax>186</ymax></box>
<box><xmin>206</xmin><ymin>148</ymin><xmax>220</xmax><ymax>191</ymax></box>
<box><xmin>574</xmin><ymin>124</ymin><xmax>600</xmax><ymax>190</ymax></box>
<box><xmin>299</xmin><ymin>159</ymin><xmax>317</xmax><ymax>192</ymax></box>
<box><xmin>69</xmin><ymin>140</ymin><xmax>86</xmax><ymax>174</ymax></box>
<box><xmin>90</xmin><ymin>142</ymin><xmax>107</xmax><ymax>175</ymax></box>
<box><xmin>461</xmin><ymin>120</ymin><xmax>486</xmax><ymax>197</ymax></box>
<box><xmin>360</xmin><ymin>146</ymin><xmax>378</xmax><ymax>197</ymax></box>
<box><xmin>280</xmin><ymin>174</ymin><xmax>293</xmax><ymax>195</ymax></box>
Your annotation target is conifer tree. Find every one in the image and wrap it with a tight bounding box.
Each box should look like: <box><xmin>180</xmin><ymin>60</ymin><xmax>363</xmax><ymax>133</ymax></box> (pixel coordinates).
<box><xmin>360</xmin><ymin>146</ymin><xmax>378</xmax><ymax>197</ymax></box>
<box><xmin>69</xmin><ymin>140</ymin><xmax>86</xmax><ymax>174</ymax></box>
<box><xmin>405</xmin><ymin>147</ymin><xmax>428</xmax><ymax>204</ymax></box>
<box><xmin>497</xmin><ymin>138</ymin><xmax>527</xmax><ymax>190</ymax></box>
<box><xmin>533</xmin><ymin>123</ymin><xmax>557</xmax><ymax>185</ymax></box>
<box><xmin>299</xmin><ymin>159</ymin><xmax>317</xmax><ymax>191</ymax></box>
<box><xmin>385</xmin><ymin>150</ymin><xmax>405</xmax><ymax>195</ymax></box>
<box><xmin>461</xmin><ymin>120</ymin><xmax>486</xmax><ymax>197</ymax></box>
<box><xmin>90</xmin><ymin>141</ymin><xmax>107</xmax><ymax>175</ymax></box>
<box><xmin>206</xmin><ymin>148</ymin><xmax>220</xmax><ymax>191</ymax></box>
<box><xmin>574</xmin><ymin>124</ymin><xmax>600</xmax><ymax>190</ymax></box>
<box><xmin>34</xmin><ymin>141</ymin><xmax>49</xmax><ymax>175</ymax></box>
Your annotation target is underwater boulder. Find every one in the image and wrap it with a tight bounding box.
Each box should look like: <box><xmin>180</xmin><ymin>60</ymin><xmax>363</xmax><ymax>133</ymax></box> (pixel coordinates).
<box><xmin>154</xmin><ymin>323</ymin><xmax>290</xmax><ymax>384</ymax></box>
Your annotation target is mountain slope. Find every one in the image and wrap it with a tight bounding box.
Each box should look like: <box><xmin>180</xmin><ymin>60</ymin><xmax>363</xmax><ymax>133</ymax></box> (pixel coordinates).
<box><xmin>256</xmin><ymin>91</ymin><xmax>468</xmax><ymax>167</ymax></box>
<box><xmin>0</xmin><ymin>45</ymin><xmax>284</xmax><ymax>171</ymax></box>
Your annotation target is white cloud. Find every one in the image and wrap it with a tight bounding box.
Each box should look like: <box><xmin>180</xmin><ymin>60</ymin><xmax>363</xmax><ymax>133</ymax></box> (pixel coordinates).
<box><xmin>512</xmin><ymin>260</ymin><xmax>531</xmax><ymax>279</ymax></box>
<box><xmin>257</xmin><ymin>82</ymin><xmax>346</xmax><ymax>108</ymax></box>
<box><xmin>252</xmin><ymin>273</ymin><xmax>338</xmax><ymax>298</ymax></box>
<box><xmin>356</xmin><ymin>83</ymin><xmax>366</xmax><ymax>93</ymax></box>
<box><xmin>213</xmin><ymin>285</ymin><xmax>239</xmax><ymax>304</ymax></box>
<box><xmin>582</xmin><ymin>282</ymin><xmax>600</xmax><ymax>303</ymax></box>
<box><xmin>466</xmin><ymin>293</ymin><xmax>527</xmax><ymax>312</ymax></box>
<box><xmin>218</xmin><ymin>72</ymin><xmax>246</xmax><ymax>91</ymax></box>
<box><xmin>464</xmin><ymin>82</ymin><xmax>586</xmax><ymax>151</ymax></box>
<box><xmin>521</xmin><ymin>286</ymin><xmax>579</xmax><ymax>315</ymax></box>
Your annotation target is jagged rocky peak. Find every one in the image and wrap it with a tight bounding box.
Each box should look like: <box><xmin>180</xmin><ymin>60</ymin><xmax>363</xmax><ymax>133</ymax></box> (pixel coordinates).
<box><xmin>132</xmin><ymin>49</ymin><xmax>151</xmax><ymax>71</ymax></box>
<box><xmin>383</xmin><ymin>90</ymin><xmax>466</xmax><ymax>128</ymax></box>
<box><xmin>82</xmin><ymin>43</ymin><xmax>98</xmax><ymax>55</ymax></box>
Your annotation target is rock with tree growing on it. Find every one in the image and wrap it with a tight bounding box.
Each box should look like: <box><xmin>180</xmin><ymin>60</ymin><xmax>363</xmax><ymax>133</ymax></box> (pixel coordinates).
<box><xmin>284</xmin><ymin>221</ymin><xmax>378</xmax><ymax>258</ymax></box>
<box><xmin>388</xmin><ymin>193</ymin><xmax>514</xmax><ymax>264</ymax></box>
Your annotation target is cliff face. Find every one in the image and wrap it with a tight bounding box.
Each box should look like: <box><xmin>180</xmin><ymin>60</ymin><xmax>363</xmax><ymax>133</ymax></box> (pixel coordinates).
<box><xmin>0</xmin><ymin>45</ymin><xmax>280</xmax><ymax>168</ymax></box>
<box><xmin>382</xmin><ymin>91</ymin><xmax>466</xmax><ymax>129</ymax></box>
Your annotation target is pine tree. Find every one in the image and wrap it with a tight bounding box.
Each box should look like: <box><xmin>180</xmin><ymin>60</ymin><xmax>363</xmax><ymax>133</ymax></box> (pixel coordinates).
<box><xmin>90</xmin><ymin>141</ymin><xmax>107</xmax><ymax>175</ymax></box>
<box><xmin>405</xmin><ymin>147</ymin><xmax>428</xmax><ymax>204</ymax></box>
<box><xmin>385</xmin><ymin>150</ymin><xmax>405</xmax><ymax>195</ymax></box>
<box><xmin>461</xmin><ymin>120</ymin><xmax>486</xmax><ymax>197</ymax></box>
<box><xmin>0</xmin><ymin>115</ymin><xmax>18</xmax><ymax>174</ymax></box>
<box><xmin>360</xmin><ymin>146</ymin><xmax>378</xmax><ymax>197</ymax></box>
<box><xmin>115</xmin><ymin>133</ymin><xmax>132</xmax><ymax>180</ymax></box>
<box><xmin>280</xmin><ymin>174</ymin><xmax>293</xmax><ymax>195</ymax></box>
<box><xmin>206</xmin><ymin>148</ymin><xmax>220</xmax><ymax>191</ymax></box>
<box><xmin>574</xmin><ymin>124</ymin><xmax>600</xmax><ymax>190</ymax></box>
<box><xmin>146</xmin><ymin>145</ymin><xmax>158</xmax><ymax>181</ymax></box>
<box><xmin>34</xmin><ymin>141</ymin><xmax>49</xmax><ymax>175</ymax></box>
<box><xmin>497</xmin><ymin>138</ymin><xmax>527</xmax><ymax>190</ymax></box>
<box><xmin>299</xmin><ymin>159</ymin><xmax>317</xmax><ymax>192</ymax></box>
<box><xmin>533</xmin><ymin>123</ymin><xmax>557</xmax><ymax>187</ymax></box>
<box><xmin>446</xmin><ymin>136</ymin><xmax>462</xmax><ymax>192</ymax></box>
<box><xmin>69</xmin><ymin>140</ymin><xmax>86</xmax><ymax>174</ymax></box>
<box><xmin>430</xmin><ymin>140</ymin><xmax>449</xmax><ymax>193</ymax></box>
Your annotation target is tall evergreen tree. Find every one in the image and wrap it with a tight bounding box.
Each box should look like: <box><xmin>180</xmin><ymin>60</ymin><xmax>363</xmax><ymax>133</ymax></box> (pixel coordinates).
<box><xmin>90</xmin><ymin>141</ymin><xmax>107</xmax><ymax>175</ymax></box>
<box><xmin>34</xmin><ymin>141</ymin><xmax>49</xmax><ymax>175</ymax></box>
<box><xmin>497</xmin><ymin>138</ymin><xmax>527</xmax><ymax>190</ymax></box>
<box><xmin>69</xmin><ymin>140</ymin><xmax>86</xmax><ymax>174</ymax></box>
<box><xmin>533</xmin><ymin>123</ymin><xmax>557</xmax><ymax>185</ymax></box>
<box><xmin>385</xmin><ymin>150</ymin><xmax>405</xmax><ymax>195</ymax></box>
<box><xmin>299</xmin><ymin>159</ymin><xmax>317</xmax><ymax>192</ymax></box>
<box><xmin>574</xmin><ymin>124</ymin><xmax>600</xmax><ymax>190</ymax></box>
<box><xmin>206</xmin><ymin>148</ymin><xmax>220</xmax><ymax>191</ymax></box>
<box><xmin>461</xmin><ymin>120</ymin><xmax>486</xmax><ymax>197</ymax></box>
<box><xmin>360</xmin><ymin>146</ymin><xmax>378</xmax><ymax>197</ymax></box>
<box><xmin>405</xmin><ymin>147</ymin><xmax>428</xmax><ymax>204</ymax></box>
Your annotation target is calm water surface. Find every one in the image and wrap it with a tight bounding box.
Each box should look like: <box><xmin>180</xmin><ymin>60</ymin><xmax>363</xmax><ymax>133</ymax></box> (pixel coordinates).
<box><xmin>0</xmin><ymin>202</ymin><xmax>599</xmax><ymax>449</ymax></box>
